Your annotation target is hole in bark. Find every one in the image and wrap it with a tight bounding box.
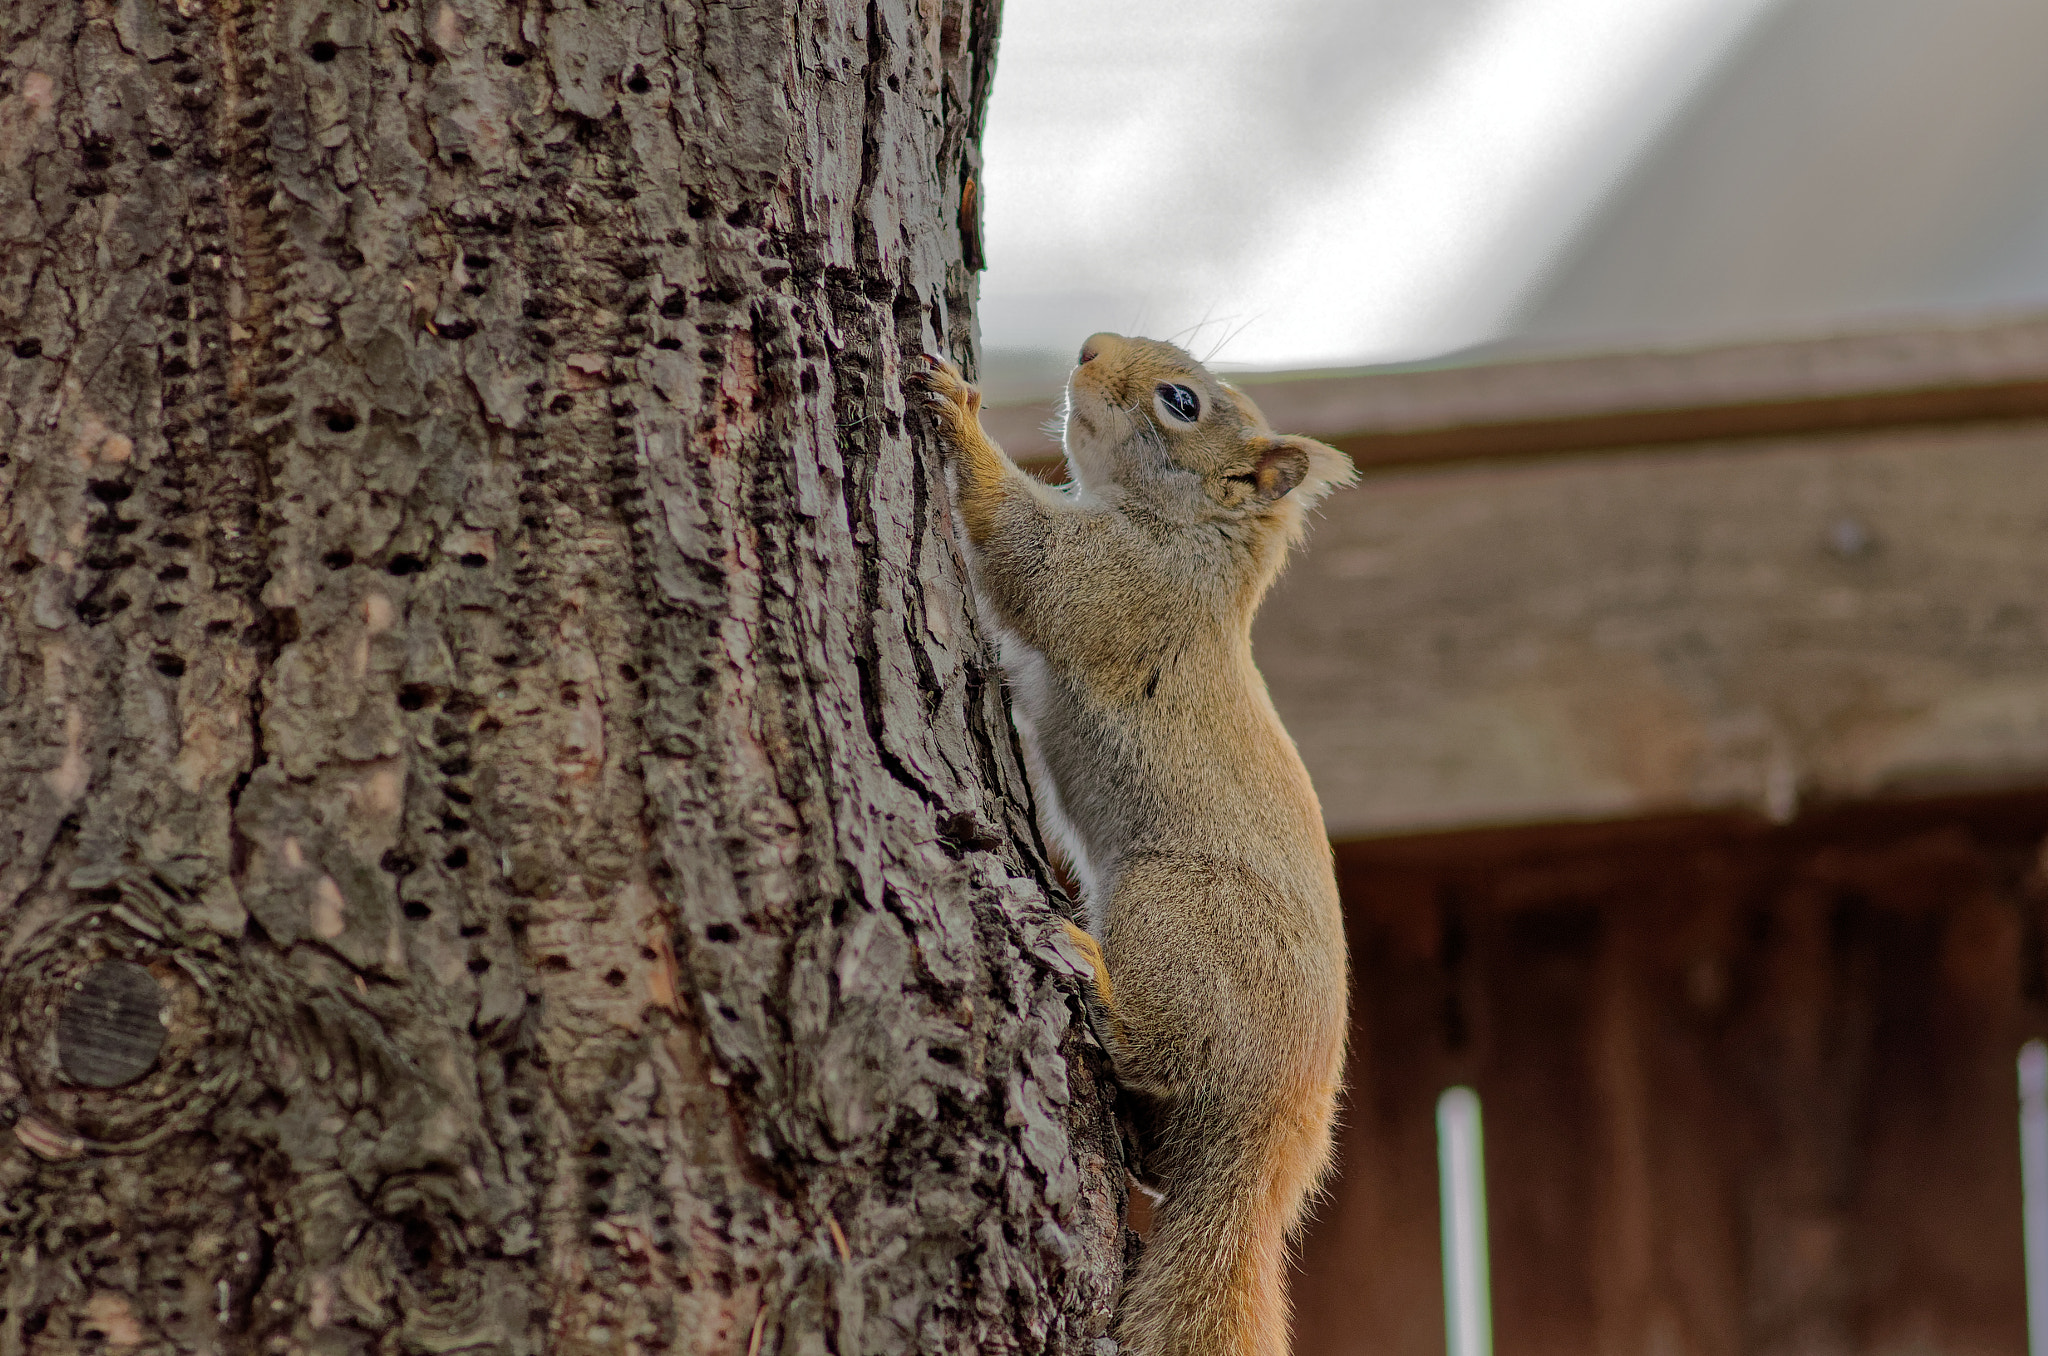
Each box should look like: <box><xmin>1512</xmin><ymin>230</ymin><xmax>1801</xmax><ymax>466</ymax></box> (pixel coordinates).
<box><xmin>460</xmin><ymin>924</ymin><xmax>485</xmax><ymax>938</ymax></box>
<box><xmin>443</xmin><ymin>847</ymin><xmax>469</xmax><ymax>869</ymax></box>
<box><xmin>322</xmin><ymin>549</ymin><xmax>354</xmax><ymax>570</ymax></box>
<box><xmin>239</xmin><ymin>107</ymin><xmax>269</xmax><ymax>129</ymax></box>
<box><xmin>157</xmin><ymin>564</ymin><xmax>188</xmax><ymax>581</ymax></box>
<box><xmin>446</xmin><ymin>787</ymin><xmax>474</xmax><ymax>805</ymax></box>
<box><xmin>398</xmin><ymin>684</ymin><xmax>434</xmax><ymax>711</ymax></box>
<box><xmin>156</xmin><ymin>531</ymin><xmax>192</xmax><ymax>547</ymax></box>
<box><xmin>435</xmin><ymin>319</ymin><xmax>477</xmax><ymax>340</ymax></box>
<box><xmin>929</xmin><ymin>1046</ymin><xmax>962</xmax><ymax>1065</ymax></box>
<box><xmin>441</xmin><ymin>814</ymin><xmax>467</xmax><ymax>832</ymax></box>
<box><xmin>626</xmin><ymin>73</ymin><xmax>651</xmax><ymax>93</ymax></box>
<box><xmin>706</xmin><ymin>924</ymin><xmax>738</xmax><ymax>943</ymax></box>
<box><xmin>458</xmin><ymin>552</ymin><xmax>488</xmax><ymax>568</ymax></box>
<box><xmin>153</xmin><ymin>654</ymin><xmax>186</xmax><ymax>677</ymax></box>
<box><xmin>602</xmin><ymin>969</ymin><xmax>626</xmax><ymax>988</ymax></box>
<box><xmin>654</xmin><ymin>337</ymin><xmax>681</xmax><ymax>351</ymax></box>
<box><xmin>799</xmin><ymin>367</ymin><xmax>818</xmax><ymax>393</ymax></box>
<box><xmin>167</xmin><ymin>270</ymin><xmax>189</xmax><ymax>285</ymax></box>
<box><xmin>439</xmin><ymin>755</ymin><xmax>471</xmax><ymax>777</ymax></box>
<box><xmin>463</xmin><ymin>253</ymin><xmax>492</xmax><ymax>269</ymax></box>
<box><xmin>658</xmin><ymin>292</ymin><xmax>688</xmax><ymax>318</ymax></box>
<box><xmin>399</xmin><ymin>1217</ymin><xmax>439</xmax><ymax>1271</ymax></box>
<box><xmin>539</xmin><ymin>955</ymin><xmax>570</xmax><ymax>972</ymax></box>
<box><xmin>172</xmin><ymin>67</ymin><xmax>201</xmax><ymax>84</ymax></box>
<box><xmin>416</xmin><ymin>48</ymin><xmax>438</xmax><ymax>65</ymax></box>
<box><xmin>466</xmin><ymin>956</ymin><xmax>489</xmax><ymax>974</ymax></box>
<box><xmin>500</xmin><ymin>50</ymin><xmax>526</xmax><ymax>66</ymax></box>
<box><xmin>205</xmin><ymin>619</ymin><xmax>233</xmax><ymax>636</ymax></box>
<box><xmin>162</xmin><ymin>356</ymin><xmax>191</xmax><ymax>377</ymax></box>
<box><xmin>585</xmin><ymin>1166</ymin><xmax>613</xmax><ymax>1187</ymax></box>
<box><xmin>403</xmin><ymin>901</ymin><xmax>432</xmax><ymax>920</ymax></box>
<box><xmin>382</xmin><ymin>850</ymin><xmax>418</xmax><ymax>875</ymax></box>
<box><xmin>308</xmin><ymin>40</ymin><xmax>338</xmax><ymax>61</ymax></box>
<box><xmin>81</xmin><ymin>142</ymin><xmax>113</xmax><ymax>170</ymax></box>
<box><xmin>618</xmin><ymin>663</ymin><xmax>638</xmax><ymax>680</ymax></box>
<box><xmin>386</xmin><ymin>553</ymin><xmax>425</xmax><ymax>575</ymax></box>
<box><xmin>13</xmin><ymin>338</ymin><xmax>42</xmax><ymax>358</ymax></box>
<box><xmin>639</xmin><ymin>946</ymin><xmax>657</xmax><ymax>960</ymax></box>
<box><xmin>322</xmin><ymin>408</ymin><xmax>357</xmax><ymax>433</ymax></box>
<box><xmin>530</xmin><ymin>330</ymin><xmax>555</xmax><ymax>347</ymax></box>
<box><xmin>9</xmin><ymin>560</ymin><xmax>33</xmax><ymax>574</ymax></box>
<box><xmin>548</xmin><ymin>394</ymin><xmax>573</xmax><ymax>414</ymax></box>
<box><xmin>147</xmin><ymin>142</ymin><xmax>174</xmax><ymax>160</ymax></box>
<box><xmin>886</xmin><ymin>74</ymin><xmax>900</xmax><ymax>92</ymax></box>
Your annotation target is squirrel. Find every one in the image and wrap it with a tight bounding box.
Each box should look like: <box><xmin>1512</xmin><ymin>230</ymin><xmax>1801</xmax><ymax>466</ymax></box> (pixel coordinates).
<box><xmin>915</xmin><ymin>333</ymin><xmax>1356</xmax><ymax>1356</ymax></box>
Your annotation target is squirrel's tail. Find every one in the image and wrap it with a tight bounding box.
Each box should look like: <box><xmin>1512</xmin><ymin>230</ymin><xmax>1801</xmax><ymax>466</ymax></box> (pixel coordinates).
<box><xmin>1115</xmin><ymin>1089</ymin><xmax>1334</xmax><ymax>1356</ymax></box>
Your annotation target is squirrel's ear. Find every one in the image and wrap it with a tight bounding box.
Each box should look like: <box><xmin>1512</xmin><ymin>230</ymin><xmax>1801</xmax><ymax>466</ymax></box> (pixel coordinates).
<box><xmin>1253</xmin><ymin>445</ymin><xmax>1309</xmax><ymax>500</ymax></box>
<box><xmin>1254</xmin><ymin>435</ymin><xmax>1358</xmax><ymax>504</ymax></box>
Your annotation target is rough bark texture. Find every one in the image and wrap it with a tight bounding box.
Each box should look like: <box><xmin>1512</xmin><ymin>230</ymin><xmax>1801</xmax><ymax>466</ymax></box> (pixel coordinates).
<box><xmin>0</xmin><ymin>0</ymin><xmax>1127</xmax><ymax>1352</ymax></box>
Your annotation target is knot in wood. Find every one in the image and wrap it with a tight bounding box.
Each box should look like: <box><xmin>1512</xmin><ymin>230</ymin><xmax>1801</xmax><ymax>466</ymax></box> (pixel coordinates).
<box><xmin>56</xmin><ymin>961</ymin><xmax>167</xmax><ymax>1089</ymax></box>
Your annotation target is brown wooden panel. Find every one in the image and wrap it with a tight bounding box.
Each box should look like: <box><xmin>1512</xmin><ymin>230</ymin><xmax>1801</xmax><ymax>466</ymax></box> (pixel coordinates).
<box><xmin>1293</xmin><ymin>791</ymin><xmax>2048</xmax><ymax>1356</ymax></box>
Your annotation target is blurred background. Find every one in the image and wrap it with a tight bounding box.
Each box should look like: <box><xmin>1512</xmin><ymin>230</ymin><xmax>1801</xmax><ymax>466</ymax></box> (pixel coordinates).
<box><xmin>977</xmin><ymin>0</ymin><xmax>2048</xmax><ymax>396</ymax></box>
<box><xmin>972</xmin><ymin>4</ymin><xmax>2048</xmax><ymax>1355</ymax></box>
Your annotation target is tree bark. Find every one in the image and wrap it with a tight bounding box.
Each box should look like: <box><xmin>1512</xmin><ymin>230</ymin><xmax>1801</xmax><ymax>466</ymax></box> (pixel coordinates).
<box><xmin>0</xmin><ymin>0</ymin><xmax>1127</xmax><ymax>1352</ymax></box>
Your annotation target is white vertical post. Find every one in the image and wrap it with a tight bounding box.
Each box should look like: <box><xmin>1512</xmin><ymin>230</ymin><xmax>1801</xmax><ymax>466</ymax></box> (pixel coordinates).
<box><xmin>1438</xmin><ymin>1086</ymin><xmax>1495</xmax><ymax>1356</ymax></box>
<box><xmin>2021</xmin><ymin>1041</ymin><xmax>2048</xmax><ymax>1356</ymax></box>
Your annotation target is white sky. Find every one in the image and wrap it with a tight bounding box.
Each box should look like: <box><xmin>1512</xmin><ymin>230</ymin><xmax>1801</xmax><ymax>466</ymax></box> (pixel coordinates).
<box><xmin>978</xmin><ymin>0</ymin><xmax>1785</xmax><ymax>373</ymax></box>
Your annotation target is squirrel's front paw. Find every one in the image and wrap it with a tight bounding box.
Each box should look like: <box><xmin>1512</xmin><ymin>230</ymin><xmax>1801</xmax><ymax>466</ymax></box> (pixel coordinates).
<box><xmin>913</xmin><ymin>353</ymin><xmax>982</xmax><ymax>421</ymax></box>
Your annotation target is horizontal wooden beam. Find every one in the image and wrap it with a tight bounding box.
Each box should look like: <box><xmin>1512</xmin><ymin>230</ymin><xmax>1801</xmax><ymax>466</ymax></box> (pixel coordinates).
<box><xmin>981</xmin><ymin>313</ymin><xmax>2048</xmax><ymax>471</ymax></box>
<box><xmin>1327</xmin><ymin>375</ymin><xmax>2048</xmax><ymax>471</ymax></box>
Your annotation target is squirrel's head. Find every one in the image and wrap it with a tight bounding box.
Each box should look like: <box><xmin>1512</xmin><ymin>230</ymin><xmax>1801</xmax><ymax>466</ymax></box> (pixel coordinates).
<box><xmin>1061</xmin><ymin>333</ymin><xmax>1357</xmax><ymax>536</ymax></box>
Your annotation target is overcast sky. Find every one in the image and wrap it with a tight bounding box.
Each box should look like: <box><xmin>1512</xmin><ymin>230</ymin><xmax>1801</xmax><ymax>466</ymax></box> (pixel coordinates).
<box><xmin>977</xmin><ymin>0</ymin><xmax>1786</xmax><ymax>376</ymax></box>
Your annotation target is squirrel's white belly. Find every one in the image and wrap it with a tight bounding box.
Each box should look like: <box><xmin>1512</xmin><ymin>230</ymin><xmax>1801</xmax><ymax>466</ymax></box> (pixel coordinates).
<box><xmin>995</xmin><ymin>631</ymin><xmax>1111</xmax><ymax>929</ymax></box>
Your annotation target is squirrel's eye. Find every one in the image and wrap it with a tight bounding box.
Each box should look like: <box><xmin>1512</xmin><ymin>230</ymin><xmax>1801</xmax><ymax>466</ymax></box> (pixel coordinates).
<box><xmin>1156</xmin><ymin>383</ymin><xmax>1201</xmax><ymax>425</ymax></box>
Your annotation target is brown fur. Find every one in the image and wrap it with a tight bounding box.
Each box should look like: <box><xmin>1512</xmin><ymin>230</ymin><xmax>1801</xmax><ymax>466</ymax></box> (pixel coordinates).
<box><xmin>917</xmin><ymin>334</ymin><xmax>1356</xmax><ymax>1356</ymax></box>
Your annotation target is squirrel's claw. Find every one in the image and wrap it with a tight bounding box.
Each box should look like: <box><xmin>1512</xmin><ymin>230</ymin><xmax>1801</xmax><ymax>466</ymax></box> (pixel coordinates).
<box><xmin>912</xmin><ymin>354</ymin><xmax>977</xmax><ymax>417</ymax></box>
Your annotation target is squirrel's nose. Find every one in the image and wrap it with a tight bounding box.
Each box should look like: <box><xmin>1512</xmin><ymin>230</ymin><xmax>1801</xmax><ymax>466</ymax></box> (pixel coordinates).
<box><xmin>1078</xmin><ymin>332</ymin><xmax>1123</xmax><ymax>366</ymax></box>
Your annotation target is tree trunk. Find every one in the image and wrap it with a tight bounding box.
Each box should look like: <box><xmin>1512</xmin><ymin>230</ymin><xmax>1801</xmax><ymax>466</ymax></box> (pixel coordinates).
<box><xmin>0</xmin><ymin>0</ymin><xmax>1127</xmax><ymax>1351</ymax></box>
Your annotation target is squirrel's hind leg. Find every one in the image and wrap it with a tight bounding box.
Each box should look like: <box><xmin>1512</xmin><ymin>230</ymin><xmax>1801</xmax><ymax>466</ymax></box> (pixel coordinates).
<box><xmin>1060</xmin><ymin>919</ymin><xmax>1113</xmax><ymax>1008</ymax></box>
